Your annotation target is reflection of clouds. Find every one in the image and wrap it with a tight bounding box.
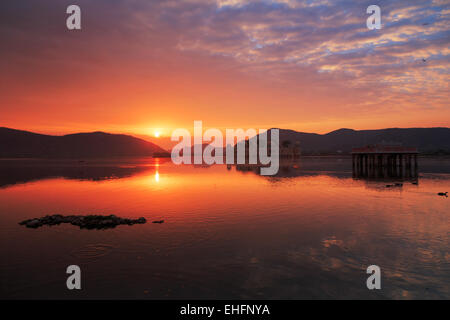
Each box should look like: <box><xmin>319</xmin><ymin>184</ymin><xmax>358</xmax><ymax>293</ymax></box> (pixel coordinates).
<box><xmin>238</xmin><ymin>210</ymin><xmax>448</xmax><ymax>299</ymax></box>
<box><xmin>287</xmin><ymin>243</ymin><xmax>359</xmax><ymax>274</ymax></box>
<box><xmin>322</xmin><ymin>236</ymin><xmax>344</xmax><ymax>248</ymax></box>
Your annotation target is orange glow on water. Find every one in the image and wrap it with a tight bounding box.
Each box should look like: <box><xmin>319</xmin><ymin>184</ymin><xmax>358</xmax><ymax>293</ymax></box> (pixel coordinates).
<box><xmin>0</xmin><ymin>158</ymin><xmax>449</xmax><ymax>299</ymax></box>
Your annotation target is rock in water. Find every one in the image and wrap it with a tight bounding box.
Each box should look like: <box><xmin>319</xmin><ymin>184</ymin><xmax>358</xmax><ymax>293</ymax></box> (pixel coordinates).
<box><xmin>19</xmin><ymin>214</ymin><xmax>147</xmax><ymax>229</ymax></box>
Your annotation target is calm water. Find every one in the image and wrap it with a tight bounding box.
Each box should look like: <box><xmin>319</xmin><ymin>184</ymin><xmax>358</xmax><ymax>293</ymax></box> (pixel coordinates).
<box><xmin>0</xmin><ymin>157</ymin><xmax>449</xmax><ymax>299</ymax></box>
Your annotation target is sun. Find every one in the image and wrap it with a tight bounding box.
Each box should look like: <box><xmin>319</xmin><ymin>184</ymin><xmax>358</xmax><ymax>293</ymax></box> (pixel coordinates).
<box><xmin>154</xmin><ymin>131</ymin><xmax>160</xmax><ymax>138</ymax></box>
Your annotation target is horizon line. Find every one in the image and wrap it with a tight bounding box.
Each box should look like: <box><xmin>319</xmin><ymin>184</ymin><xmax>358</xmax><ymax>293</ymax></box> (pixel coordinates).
<box><xmin>1</xmin><ymin>125</ymin><xmax>450</xmax><ymax>141</ymax></box>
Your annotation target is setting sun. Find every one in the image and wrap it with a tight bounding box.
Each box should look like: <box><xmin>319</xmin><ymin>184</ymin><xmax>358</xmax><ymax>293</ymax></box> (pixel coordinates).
<box><xmin>154</xmin><ymin>131</ymin><xmax>160</xmax><ymax>138</ymax></box>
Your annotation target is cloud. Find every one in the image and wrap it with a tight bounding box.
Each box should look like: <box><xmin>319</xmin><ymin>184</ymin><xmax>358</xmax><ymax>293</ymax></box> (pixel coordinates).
<box><xmin>171</xmin><ymin>0</ymin><xmax>449</xmax><ymax>96</ymax></box>
<box><xmin>0</xmin><ymin>0</ymin><xmax>448</xmax><ymax>132</ymax></box>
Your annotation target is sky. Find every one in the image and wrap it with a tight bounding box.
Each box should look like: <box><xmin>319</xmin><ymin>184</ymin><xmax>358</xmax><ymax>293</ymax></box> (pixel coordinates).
<box><xmin>0</xmin><ymin>0</ymin><xmax>449</xmax><ymax>138</ymax></box>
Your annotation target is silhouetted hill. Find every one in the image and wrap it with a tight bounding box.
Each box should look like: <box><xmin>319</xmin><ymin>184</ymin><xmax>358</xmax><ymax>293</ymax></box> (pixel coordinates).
<box><xmin>2</xmin><ymin>127</ymin><xmax>449</xmax><ymax>158</ymax></box>
<box><xmin>0</xmin><ymin>128</ymin><xmax>167</xmax><ymax>158</ymax></box>
<box><xmin>262</xmin><ymin>127</ymin><xmax>450</xmax><ymax>155</ymax></box>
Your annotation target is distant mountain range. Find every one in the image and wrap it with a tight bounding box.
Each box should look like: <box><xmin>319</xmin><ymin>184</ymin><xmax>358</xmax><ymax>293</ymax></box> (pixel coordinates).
<box><xmin>0</xmin><ymin>127</ymin><xmax>449</xmax><ymax>158</ymax></box>
<box><xmin>268</xmin><ymin>127</ymin><xmax>450</xmax><ymax>155</ymax></box>
<box><xmin>0</xmin><ymin>127</ymin><xmax>167</xmax><ymax>158</ymax></box>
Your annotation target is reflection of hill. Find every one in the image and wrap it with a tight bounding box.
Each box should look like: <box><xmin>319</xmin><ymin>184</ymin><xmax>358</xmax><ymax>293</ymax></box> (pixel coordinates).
<box><xmin>0</xmin><ymin>160</ymin><xmax>153</xmax><ymax>188</ymax></box>
<box><xmin>235</xmin><ymin>161</ymin><xmax>302</xmax><ymax>178</ymax></box>
<box><xmin>233</xmin><ymin>156</ymin><xmax>450</xmax><ymax>179</ymax></box>
<box><xmin>234</xmin><ymin>158</ymin><xmax>351</xmax><ymax>179</ymax></box>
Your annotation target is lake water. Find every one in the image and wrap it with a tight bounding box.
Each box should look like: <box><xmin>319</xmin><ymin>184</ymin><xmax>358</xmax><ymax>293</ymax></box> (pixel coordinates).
<box><xmin>0</xmin><ymin>157</ymin><xmax>449</xmax><ymax>299</ymax></box>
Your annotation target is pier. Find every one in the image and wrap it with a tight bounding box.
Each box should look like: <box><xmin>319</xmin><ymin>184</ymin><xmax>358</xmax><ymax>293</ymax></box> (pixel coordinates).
<box><xmin>352</xmin><ymin>145</ymin><xmax>418</xmax><ymax>179</ymax></box>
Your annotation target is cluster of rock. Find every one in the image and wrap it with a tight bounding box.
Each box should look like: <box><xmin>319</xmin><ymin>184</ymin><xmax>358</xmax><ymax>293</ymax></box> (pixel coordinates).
<box><xmin>19</xmin><ymin>214</ymin><xmax>147</xmax><ymax>229</ymax></box>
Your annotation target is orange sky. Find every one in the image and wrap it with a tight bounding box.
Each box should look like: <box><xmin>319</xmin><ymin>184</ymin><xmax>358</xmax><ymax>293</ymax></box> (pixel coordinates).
<box><xmin>0</xmin><ymin>0</ymin><xmax>449</xmax><ymax>139</ymax></box>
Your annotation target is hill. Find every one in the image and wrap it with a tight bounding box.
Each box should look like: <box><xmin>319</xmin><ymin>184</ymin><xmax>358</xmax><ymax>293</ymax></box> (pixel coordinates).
<box><xmin>0</xmin><ymin>127</ymin><xmax>167</xmax><ymax>158</ymax></box>
<box><xmin>2</xmin><ymin>126</ymin><xmax>449</xmax><ymax>158</ymax></box>
<box><xmin>261</xmin><ymin>127</ymin><xmax>450</xmax><ymax>155</ymax></box>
